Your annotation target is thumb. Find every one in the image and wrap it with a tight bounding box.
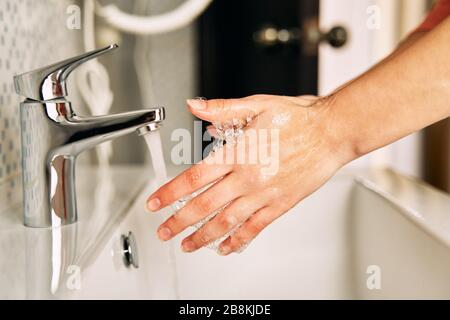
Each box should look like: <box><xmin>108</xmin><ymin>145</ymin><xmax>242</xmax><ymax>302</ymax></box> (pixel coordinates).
<box><xmin>186</xmin><ymin>97</ymin><xmax>266</xmax><ymax>123</ymax></box>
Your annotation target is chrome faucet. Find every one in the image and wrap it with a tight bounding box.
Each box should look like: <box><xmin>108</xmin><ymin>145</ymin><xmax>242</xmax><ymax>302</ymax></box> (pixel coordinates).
<box><xmin>14</xmin><ymin>45</ymin><xmax>165</xmax><ymax>228</ymax></box>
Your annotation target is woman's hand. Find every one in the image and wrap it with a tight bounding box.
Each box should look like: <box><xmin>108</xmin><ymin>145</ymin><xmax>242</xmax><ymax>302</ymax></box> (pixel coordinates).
<box><xmin>147</xmin><ymin>94</ymin><xmax>354</xmax><ymax>255</ymax></box>
<box><xmin>149</xmin><ymin>19</ymin><xmax>450</xmax><ymax>255</ymax></box>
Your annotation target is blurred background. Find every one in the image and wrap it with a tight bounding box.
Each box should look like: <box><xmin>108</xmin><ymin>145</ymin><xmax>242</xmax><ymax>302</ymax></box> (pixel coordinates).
<box><xmin>0</xmin><ymin>0</ymin><xmax>448</xmax><ymax>214</ymax></box>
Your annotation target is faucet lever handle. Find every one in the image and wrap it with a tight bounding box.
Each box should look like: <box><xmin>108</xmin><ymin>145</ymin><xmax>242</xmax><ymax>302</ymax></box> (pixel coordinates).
<box><xmin>14</xmin><ymin>44</ymin><xmax>118</xmax><ymax>101</ymax></box>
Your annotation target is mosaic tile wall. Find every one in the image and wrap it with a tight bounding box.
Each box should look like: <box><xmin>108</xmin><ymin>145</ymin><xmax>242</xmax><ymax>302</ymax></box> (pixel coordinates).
<box><xmin>0</xmin><ymin>0</ymin><xmax>82</xmax><ymax>210</ymax></box>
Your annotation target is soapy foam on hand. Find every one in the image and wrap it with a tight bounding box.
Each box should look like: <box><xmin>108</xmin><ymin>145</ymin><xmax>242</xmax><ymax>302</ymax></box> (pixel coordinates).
<box><xmin>272</xmin><ymin>112</ymin><xmax>291</xmax><ymax>126</ymax></box>
<box><xmin>172</xmin><ymin>116</ymin><xmax>251</xmax><ymax>253</ymax></box>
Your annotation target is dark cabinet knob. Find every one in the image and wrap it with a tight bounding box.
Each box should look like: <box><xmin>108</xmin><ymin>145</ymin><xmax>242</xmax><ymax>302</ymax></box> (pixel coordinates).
<box><xmin>324</xmin><ymin>26</ymin><xmax>348</xmax><ymax>48</ymax></box>
<box><xmin>254</xmin><ymin>19</ymin><xmax>348</xmax><ymax>54</ymax></box>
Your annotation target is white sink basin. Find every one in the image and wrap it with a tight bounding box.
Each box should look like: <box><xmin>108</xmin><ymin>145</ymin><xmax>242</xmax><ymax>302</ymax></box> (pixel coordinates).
<box><xmin>2</xmin><ymin>166</ymin><xmax>450</xmax><ymax>299</ymax></box>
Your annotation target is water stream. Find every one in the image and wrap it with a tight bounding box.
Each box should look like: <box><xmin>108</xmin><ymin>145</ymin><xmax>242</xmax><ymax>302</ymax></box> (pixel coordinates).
<box><xmin>143</xmin><ymin>130</ymin><xmax>180</xmax><ymax>299</ymax></box>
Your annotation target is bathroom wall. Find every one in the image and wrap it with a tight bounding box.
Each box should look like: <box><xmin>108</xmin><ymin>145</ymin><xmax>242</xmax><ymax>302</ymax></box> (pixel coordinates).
<box><xmin>0</xmin><ymin>0</ymin><xmax>82</xmax><ymax>211</ymax></box>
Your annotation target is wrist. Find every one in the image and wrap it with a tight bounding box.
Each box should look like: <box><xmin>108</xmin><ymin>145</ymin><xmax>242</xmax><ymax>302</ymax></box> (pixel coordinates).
<box><xmin>317</xmin><ymin>92</ymin><xmax>361</xmax><ymax>167</ymax></box>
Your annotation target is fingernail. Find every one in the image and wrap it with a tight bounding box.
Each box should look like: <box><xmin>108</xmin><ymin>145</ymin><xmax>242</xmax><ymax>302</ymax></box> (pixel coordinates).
<box><xmin>219</xmin><ymin>245</ymin><xmax>232</xmax><ymax>256</ymax></box>
<box><xmin>182</xmin><ymin>240</ymin><xmax>196</xmax><ymax>252</ymax></box>
<box><xmin>158</xmin><ymin>227</ymin><xmax>172</xmax><ymax>241</ymax></box>
<box><xmin>147</xmin><ymin>198</ymin><xmax>161</xmax><ymax>212</ymax></box>
<box><xmin>187</xmin><ymin>98</ymin><xmax>206</xmax><ymax>110</ymax></box>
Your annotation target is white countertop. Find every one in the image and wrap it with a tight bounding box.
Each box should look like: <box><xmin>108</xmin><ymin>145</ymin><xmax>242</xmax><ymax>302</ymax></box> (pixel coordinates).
<box><xmin>0</xmin><ymin>165</ymin><xmax>153</xmax><ymax>299</ymax></box>
<box><xmin>1</xmin><ymin>165</ymin><xmax>450</xmax><ymax>299</ymax></box>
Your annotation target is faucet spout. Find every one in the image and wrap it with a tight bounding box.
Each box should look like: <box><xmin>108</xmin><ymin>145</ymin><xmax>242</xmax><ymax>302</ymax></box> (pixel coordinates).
<box><xmin>14</xmin><ymin>45</ymin><xmax>167</xmax><ymax>228</ymax></box>
<box><xmin>56</xmin><ymin>107</ymin><xmax>165</xmax><ymax>156</ymax></box>
<box><xmin>20</xmin><ymin>100</ymin><xmax>165</xmax><ymax>228</ymax></box>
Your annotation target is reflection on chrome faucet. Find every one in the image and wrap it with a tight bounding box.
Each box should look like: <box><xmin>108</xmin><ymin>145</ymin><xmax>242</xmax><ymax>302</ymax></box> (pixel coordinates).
<box><xmin>14</xmin><ymin>45</ymin><xmax>165</xmax><ymax>228</ymax></box>
<box><xmin>25</xmin><ymin>223</ymin><xmax>78</xmax><ymax>298</ymax></box>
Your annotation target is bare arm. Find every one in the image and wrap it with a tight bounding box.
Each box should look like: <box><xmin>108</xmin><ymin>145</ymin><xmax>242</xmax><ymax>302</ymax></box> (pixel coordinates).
<box><xmin>332</xmin><ymin>17</ymin><xmax>450</xmax><ymax>161</ymax></box>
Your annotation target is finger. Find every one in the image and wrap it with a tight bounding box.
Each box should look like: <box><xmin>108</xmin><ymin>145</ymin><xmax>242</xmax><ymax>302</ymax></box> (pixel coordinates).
<box><xmin>218</xmin><ymin>207</ymin><xmax>279</xmax><ymax>255</ymax></box>
<box><xmin>206</xmin><ymin>125</ymin><xmax>219</xmax><ymax>138</ymax></box>
<box><xmin>180</xmin><ymin>194</ymin><xmax>267</xmax><ymax>252</ymax></box>
<box><xmin>156</xmin><ymin>173</ymin><xmax>242</xmax><ymax>241</ymax></box>
<box><xmin>186</xmin><ymin>96</ymin><xmax>269</xmax><ymax>123</ymax></box>
<box><xmin>147</xmin><ymin>160</ymin><xmax>232</xmax><ymax>211</ymax></box>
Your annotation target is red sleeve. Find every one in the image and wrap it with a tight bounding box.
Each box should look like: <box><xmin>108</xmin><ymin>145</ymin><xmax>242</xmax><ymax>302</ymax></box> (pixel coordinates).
<box><xmin>416</xmin><ymin>0</ymin><xmax>450</xmax><ymax>32</ymax></box>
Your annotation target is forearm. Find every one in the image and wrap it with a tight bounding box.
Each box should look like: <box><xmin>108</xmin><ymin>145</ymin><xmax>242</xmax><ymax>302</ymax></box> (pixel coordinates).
<box><xmin>330</xmin><ymin>17</ymin><xmax>450</xmax><ymax>161</ymax></box>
